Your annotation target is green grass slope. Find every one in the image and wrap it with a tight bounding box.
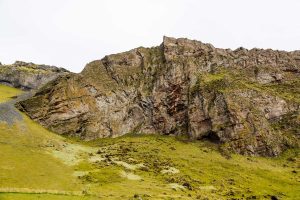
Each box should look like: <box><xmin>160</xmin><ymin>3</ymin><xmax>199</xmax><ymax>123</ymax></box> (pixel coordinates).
<box><xmin>0</xmin><ymin>85</ymin><xmax>299</xmax><ymax>200</ymax></box>
<box><xmin>0</xmin><ymin>84</ymin><xmax>22</xmax><ymax>103</ymax></box>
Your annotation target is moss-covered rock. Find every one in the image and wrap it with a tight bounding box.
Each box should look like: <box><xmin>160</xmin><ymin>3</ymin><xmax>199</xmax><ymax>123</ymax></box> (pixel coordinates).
<box><xmin>17</xmin><ymin>37</ymin><xmax>300</xmax><ymax>156</ymax></box>
<box><xmin>0</xmin><ymin>61</ymin><xmax>69</xmax><ymax>90</ymax></box>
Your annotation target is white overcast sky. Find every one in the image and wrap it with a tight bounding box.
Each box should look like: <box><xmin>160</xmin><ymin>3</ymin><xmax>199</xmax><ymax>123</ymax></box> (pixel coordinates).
<box><xmin>0</xmin><ymin>0</ymin><xmax>299</xmax><ymax>72</ymax></box>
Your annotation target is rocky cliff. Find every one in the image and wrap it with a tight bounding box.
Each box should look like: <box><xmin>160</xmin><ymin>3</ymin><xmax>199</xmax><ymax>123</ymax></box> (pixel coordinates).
<box><xmin>17</xmin><ymin>37</ymin><xmax>300</xmax><ymax>156</ymax></box>
<box><xmin>0</xmin><ymin>61</ymin><xmax>69</xmax><ymax>90</ymax></box>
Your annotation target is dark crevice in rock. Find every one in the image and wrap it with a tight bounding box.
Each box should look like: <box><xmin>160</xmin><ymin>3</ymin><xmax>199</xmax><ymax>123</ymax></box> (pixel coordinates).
<box><xmin>201</xmin><ymin>131</ymin><xmax>221</xmax><ymax>143</ymax></box>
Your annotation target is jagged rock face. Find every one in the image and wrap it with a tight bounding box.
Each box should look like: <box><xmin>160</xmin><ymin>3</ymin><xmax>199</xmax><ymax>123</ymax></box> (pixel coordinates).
<box><xmin>17</xmin><ymin>37</ymin><xmax>300</xmax><ymax>156</ymax></box>
<box><xmin>0</xmin><ymin>61</ymin><xmax>69</xmax><ymax>90</ymax></box>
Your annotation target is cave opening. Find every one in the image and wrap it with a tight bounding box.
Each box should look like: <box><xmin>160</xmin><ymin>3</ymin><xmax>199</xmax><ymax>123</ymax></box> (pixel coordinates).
<box><xmin>202</xmin><ymin>131</ymin><xmax>221</xmax><ymax>143</ymax></box>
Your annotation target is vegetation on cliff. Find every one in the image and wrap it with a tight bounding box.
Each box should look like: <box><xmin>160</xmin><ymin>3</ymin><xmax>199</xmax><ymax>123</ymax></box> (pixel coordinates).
<box><xmin>17</xmin><ymin>37</ymin><xmax>300</xmax><ymax>156</ymax></box>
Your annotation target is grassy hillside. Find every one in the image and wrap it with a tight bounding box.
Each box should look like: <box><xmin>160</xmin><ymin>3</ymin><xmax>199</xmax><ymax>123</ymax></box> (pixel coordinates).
<box><xmin>0</xmin><ymin>85</ymin><xmax>299</xmax><ymax>199</ymax></box>
<box><xmin>0</xmin><ymin>84</ymin><xmax>22</xmax><ymax>103</ymax></box>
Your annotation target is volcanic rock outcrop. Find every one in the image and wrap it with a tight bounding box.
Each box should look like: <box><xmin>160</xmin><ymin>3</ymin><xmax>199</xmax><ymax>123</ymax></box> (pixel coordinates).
<box><xmin>0</xmin><ymin>61</ymin><xmax>69</xmax><ymax>90</ymax></box>
<box><xmin>17</xmin><ymin>37</ymin><xmax>300</xmax><ymax>156</ymax></box>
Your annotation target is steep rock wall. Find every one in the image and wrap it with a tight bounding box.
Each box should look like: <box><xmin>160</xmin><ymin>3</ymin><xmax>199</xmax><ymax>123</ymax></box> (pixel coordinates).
<box><xmin>17</xmin><ymin>37</ymin><xmax>300</xmax><ymax>156</ymax></box>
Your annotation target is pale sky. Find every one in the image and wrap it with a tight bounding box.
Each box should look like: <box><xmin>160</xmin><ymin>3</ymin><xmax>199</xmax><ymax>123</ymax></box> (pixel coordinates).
<box><xmin>0</xmin><ymin>0</ymin><xmax>299</xmax><ymax>72</ymax></box>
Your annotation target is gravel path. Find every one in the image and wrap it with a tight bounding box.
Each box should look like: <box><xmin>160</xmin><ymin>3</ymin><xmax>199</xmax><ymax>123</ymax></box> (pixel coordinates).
<box><xmin>0</xmin><ymin>102</ymin><xmax>23</xmax><ymax>125</ymax></box>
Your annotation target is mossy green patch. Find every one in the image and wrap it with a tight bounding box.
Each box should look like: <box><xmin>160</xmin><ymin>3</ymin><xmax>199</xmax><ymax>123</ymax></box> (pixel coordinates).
<box><xmin>0</xmin><ymin>193</ymin><xmax>95</xmax><ymax>200</ymax></box>
<box><xmin>0</xmin><ymin>114</ymin><xmax>83</xmax><ymax>192</ymax></box>
<box><xmin>0</xmin><ymin>65</ymin><xmax>51</xmax><ymax>75</ymax></box>
<box><xmin>1</xmin><ymin>118</ymin><xmax>299</xmax><ymax>199</ymax></box>
<box><xmin>192</xmin><ymin>69</ymin><xmax>300</xmax><ymax>105</ymax></box>
<box><xmin>0</xmin><ymin>84</ymin><xmax>23</xmax><ymax>103</ymax></box>
<box><xmin>271</xmin><ymin>111</ymin><xmax>300</xmax><ymax>139</ymax></box>
<box><xmin>80</xmin><ymin>134</ymin><xmax>300</xmax><ymax>199</ymax></box>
